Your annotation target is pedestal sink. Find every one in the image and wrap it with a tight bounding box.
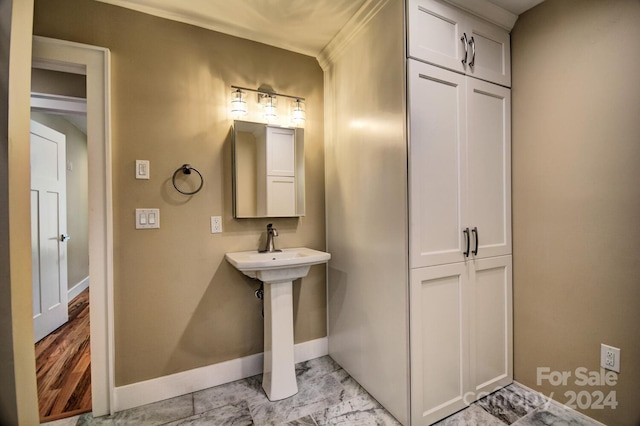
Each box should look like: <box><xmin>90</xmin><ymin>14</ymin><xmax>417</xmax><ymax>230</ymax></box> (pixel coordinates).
<box><xmin>225</xmin><ymin>247</ymin><xmax>330</xmax><ymax>401</ymax></box>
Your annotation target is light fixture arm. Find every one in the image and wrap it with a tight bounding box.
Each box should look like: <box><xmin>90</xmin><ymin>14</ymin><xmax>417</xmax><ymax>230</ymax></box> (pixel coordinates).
<box><xmin>231</xmin><ymin>85</ymin><xmax>305</xmax><ymax>102</ymax></box>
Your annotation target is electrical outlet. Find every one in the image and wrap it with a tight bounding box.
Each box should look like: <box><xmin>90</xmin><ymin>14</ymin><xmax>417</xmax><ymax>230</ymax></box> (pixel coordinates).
<box><xmin>211</xmin><ymin>216</ymin><xmax>222</xmax><ymax>234</ymax></box>
<box><xmin>600</xmin><ymin>344</ymin><xmax>621</xmax><ymax>373</ymax></box>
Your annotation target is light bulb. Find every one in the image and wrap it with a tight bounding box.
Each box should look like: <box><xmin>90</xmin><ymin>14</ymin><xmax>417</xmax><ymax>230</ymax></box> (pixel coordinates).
<box><xmin>263</xmin><ymin>95</ymin><xmax>277</xmax><ymax>121</ymax></box>
<box><xmin>230</xmin><ymin>89</ymin><xmax>247</xmax><ymax>117</ymax></box>
<box><xmin>292</xmin><ymin>99</ymin><xmax>305</xmax><ymax>125</ymax></box>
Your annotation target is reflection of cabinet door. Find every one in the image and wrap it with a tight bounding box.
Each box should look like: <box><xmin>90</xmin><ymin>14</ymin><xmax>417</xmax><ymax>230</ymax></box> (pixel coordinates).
<box><xmin>266</xmin><ymin>176</ymin><xmax>296</xmax><ymax>217</ymax></box>
<box><xmin>410</xmin><ymin>256</ymin><xmax>512</xmax><ymax>425</ymax></box>
<box><xmin>266</xmin><ymin>127</ymin><xmax>295</xmax><ymax>176</ymax></box>
<box><xmin>407</xmin><ymin>0</ymin><xmax>511</xmax><ymax>86</ymax></box>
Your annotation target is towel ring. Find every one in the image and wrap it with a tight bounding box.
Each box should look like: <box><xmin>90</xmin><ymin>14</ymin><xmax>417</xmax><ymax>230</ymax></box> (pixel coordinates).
<box><xmin>172</xmin><ymin>164</ymin><xmax>204</xmax><ymax>195</ymax></box>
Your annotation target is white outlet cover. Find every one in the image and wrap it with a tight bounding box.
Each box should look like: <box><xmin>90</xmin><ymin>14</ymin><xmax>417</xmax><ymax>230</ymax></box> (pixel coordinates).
<box><xmin>211</xmin><ymin>216</ymin><xmax>222</xmax><ymax>234</ymax></box>
<box><xmin>600</xmin><ymin>344</ymin><xmax>620</xmax><ymax>373</ymax></box>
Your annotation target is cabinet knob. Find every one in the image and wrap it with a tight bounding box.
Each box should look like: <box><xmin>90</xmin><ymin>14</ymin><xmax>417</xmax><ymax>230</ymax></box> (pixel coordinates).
<box><xmin>461</xmin><ymin>33</ymin><xmax>469</xmax><ymax>65</ymax></box>
<box><xmin>463</xmin><ymin>228</ymin><xmax>470</xmax><ymax>257</ymax></box>
<box><xmin>469</xmin><ymin>37</ymin><xmax>476</xmax><ymax>67</ymax></box>
<box><xmin>472</xmin><ymin>227</ymin><xmax>479</xmax><ymax>255</ymax></box>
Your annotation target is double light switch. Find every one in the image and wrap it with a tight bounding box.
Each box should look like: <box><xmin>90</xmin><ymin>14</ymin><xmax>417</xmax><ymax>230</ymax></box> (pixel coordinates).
<box><xmin>136</xmin><ymin>209</ymin><xmax>160</xmax><ymax>229</ymax></box>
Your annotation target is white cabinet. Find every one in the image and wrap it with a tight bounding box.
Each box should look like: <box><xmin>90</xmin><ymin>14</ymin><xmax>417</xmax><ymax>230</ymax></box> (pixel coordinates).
<box><xmin>410</xmin><ymin>256</ymin><xmax>512</xmax><ymax>425</ymax></box>
<box><xmin>409</xmin><ymin>60</ymin><xmax>511</xmax><ymax>269</ymax></box>
<box><xmin>407</xmin><ymin>0</ymin><xmax>511</xmax><ymax>87</ymax></box>
<box><xmin>408</xmin><ymin>19</ymin><xmax>512</xmax><ymax>425</ymax></box>
<box><xmin>256</xmin><ymin>127</ymin><xmax>297</xmax><ymax>217</ymax></box>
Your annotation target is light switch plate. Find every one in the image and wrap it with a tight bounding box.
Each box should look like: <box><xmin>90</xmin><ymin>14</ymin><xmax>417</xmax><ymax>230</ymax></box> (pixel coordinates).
<box><xmin>136</xmin><ymin>208</ymin><xmax>160</xmax><ymax>229</ymax></box>
<box><xmin>136</xmin><ymin>160</ymin><xmax>150</xmax><ymax>179</ymax></box>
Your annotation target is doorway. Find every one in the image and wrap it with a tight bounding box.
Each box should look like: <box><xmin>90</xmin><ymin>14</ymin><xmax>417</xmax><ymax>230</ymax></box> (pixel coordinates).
<box><xmin>31</xmin><ymin>84</ymin><xmax>91</xmax><ymax>419</ymax></box>
<box><xmin>32</xmin><ymin>36</ymin><xmax>114</xmax><ymax>418</ymax></box>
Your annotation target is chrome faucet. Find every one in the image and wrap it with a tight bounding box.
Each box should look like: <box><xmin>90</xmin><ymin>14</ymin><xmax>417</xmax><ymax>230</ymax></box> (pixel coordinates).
<box><xmin>260</xmin><ymin>223</ymin><xmax>281</xmax><ymax>253</ymax></box>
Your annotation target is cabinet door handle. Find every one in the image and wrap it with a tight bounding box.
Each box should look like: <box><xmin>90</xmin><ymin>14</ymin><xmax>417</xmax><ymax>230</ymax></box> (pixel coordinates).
<box><xmin>472</xmin><ymin>227</ymin><xmax>479</xmax><ymax>255</ymax></box>
<box><xmin>461</xmin><ymin>33</ymin><xmax>469</xmax><ymax>65</ymax></box>
<box><xmin>463</xmin><ymin>228</ymin><xmax>470</xmax><ymax>257</ymax></box>
<box><xmin>469</xmin><ymin>36</ymin><xmax>476</xmax><ymax>67</ymax></box>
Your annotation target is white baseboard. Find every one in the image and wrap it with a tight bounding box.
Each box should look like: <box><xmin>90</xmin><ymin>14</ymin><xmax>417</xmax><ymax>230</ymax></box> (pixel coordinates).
<box><xmin>513</xmin><ymin>381</ymin><xmax>606</xmax><ymax>426</ymax></box>
<box><xmin>113</xmin><ymin>337</ymin><xmax>328</xmax><ymax>413</ymax></box>
<box><xmin>68</xmin><ymin>276</ymin><xmax>90</xmax><ymax>300</ymax></box>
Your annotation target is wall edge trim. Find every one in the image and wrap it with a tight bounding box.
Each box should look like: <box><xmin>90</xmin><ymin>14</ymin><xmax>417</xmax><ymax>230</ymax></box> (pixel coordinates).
<box><xmin>113</xmin><ymin>337</ymin><xmax>328</xmax><ymax>413</ymax></box>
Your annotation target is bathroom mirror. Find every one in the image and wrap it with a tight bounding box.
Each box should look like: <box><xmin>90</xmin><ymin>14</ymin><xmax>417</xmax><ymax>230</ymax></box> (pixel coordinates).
<box><xmin>233</xmin><ymin>120</ymin><xmax>305</xmax><ymax>218</ymax></box>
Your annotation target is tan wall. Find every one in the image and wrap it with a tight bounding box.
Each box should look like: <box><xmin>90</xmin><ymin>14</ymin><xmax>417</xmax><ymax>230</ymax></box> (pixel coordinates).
<box><xmin>325</xmin><ymin>0</ymin><xmax>408</xmax><ymax>424</ymax></box>
<box><xmin>0</xmin><ymin>0</ymin><xmax>40</xmax><ymax>424</ymax></box>
<box><xmin>31</xmin><ymin>112</ymin><xmax>90</xmax><ymax>291</ymax></box>
<box><xmin>31</xmin><ymin>68</ymin><xmax>87</xmax><ymax>98</ymax></box>
<box><xmin>512</xmin><ymin>1</ymin><xmax>640</xmax><ymax>424</ymax></box>
<box><xmin>34</xmin><ymin>0</ymin><xmax>326</xmax><ymax>386</ymax></box>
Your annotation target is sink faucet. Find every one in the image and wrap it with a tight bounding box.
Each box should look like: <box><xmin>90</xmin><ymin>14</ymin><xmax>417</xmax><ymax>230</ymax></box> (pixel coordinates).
<box><xmin>260</xmin><ymin>223</ymin><xmax>282</xmax><ymax>253</ymax></box>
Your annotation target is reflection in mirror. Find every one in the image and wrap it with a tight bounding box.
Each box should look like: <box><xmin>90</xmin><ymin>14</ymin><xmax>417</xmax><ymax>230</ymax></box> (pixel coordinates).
<box><xmin>233</xmin><ymin>121</ymin><xmax>305</xmax><ymax>218</ymax></box>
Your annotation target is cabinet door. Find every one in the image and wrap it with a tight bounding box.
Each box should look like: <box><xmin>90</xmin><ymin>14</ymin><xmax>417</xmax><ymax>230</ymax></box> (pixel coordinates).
<box><xmin>266</xmin><ymin>176</ymin><xmax>296</xmax><ymax>216</ymax></box>
<box><xmin>408</xmin><ymin>0</ymin><xmax>511</xmax><ymax>87</ymax></box>
<box><xmin>469</xmin><ymin>256</ymin><xmax>512</xmax><ymax>398</ymax></box>
<box><xmin>266</xmin><ymin>127</ymin><xmax>295</xmax><ymax>176</ymax></box>
<box><xmin>407</xmin><ymin>0</ymin><xmax>467</xmax><ymax>74</ymax></box>
<box><xmin>409</xmin><ymin>60</ymin><xmax>469</xmax><ymax>268</ymax></box>
<box><xmin>466</xmin><ymin>19</ymin><xmax>511</xmax><ymax>87</ymax></box>
<box><xmin>410</xmin><ymin>263</ymin><xmax>471</xmax><ymax>425</ymax></box>
<box><xmin>466</xmin><ymin>79</ymin><xmax>511</xmax><ymax>259</ymax></box>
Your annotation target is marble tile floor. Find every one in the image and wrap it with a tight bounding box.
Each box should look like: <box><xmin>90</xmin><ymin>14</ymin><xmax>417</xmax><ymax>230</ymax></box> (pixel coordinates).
<box><xmin>42</xmin><ymin>356</ymin><xmax>602</xmax><ymax>426</ymax></box>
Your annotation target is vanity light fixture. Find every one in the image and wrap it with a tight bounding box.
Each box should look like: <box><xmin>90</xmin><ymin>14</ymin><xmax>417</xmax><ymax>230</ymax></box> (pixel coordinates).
<box><xmin>261</xmin><ymin>93</ymin><xmax>278</xmax><ymax>121</ymax></box>
<box><xmin>230</xmin><ymin>85</ymin><xmax>305</xmax><ymax>126</ymax></box>
<box><xmin>230</xmin><ymin>88</ymin><xmax>247</xmax><ymax>116</ymax></box>
<box><xmin>292</xmin><ymin>99</ymin><xmax>305</xmax><ymax>124</ymax></box>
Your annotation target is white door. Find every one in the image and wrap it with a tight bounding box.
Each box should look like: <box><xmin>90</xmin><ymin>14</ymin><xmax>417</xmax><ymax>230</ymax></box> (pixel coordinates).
<box><xmin>407</xmin><ymin>0</ymin><xmax>468</xmax><ymax>74</ymax></box>
<box><xmin>410</xmin><ymin>262</ymin><xmax>471</xmax><ymax>425</ymax></box>
<box><xmin>409</xmin><ymin>60</ymin><xmax>468</xmax><ymax>268</ymax></box>
<box><xmin>466</xmin><ymin>18</ymin><xmax>511</xmax><ymax>87</ymax></box>
<box><xmin>31</xmin><ymin>120</ymin><xmax>69</xmax><ymax>343</ymax></box>
<box><xmin>466</xmin><ymin>78</ymin><xmax>511</xmax><ymax>259</ymax></box>
<box><xmin>407</xmin><ymin>0</ymin><xmax>511</xmax><ymax>87</ymax></box>
<box><xmin>469</xmin><ymin>255</ymin><xmax>513</xmax><ymax>397</ymax></box>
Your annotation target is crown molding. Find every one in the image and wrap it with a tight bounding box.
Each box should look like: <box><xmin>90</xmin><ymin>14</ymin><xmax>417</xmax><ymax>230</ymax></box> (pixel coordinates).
<box><xmin>317</xmin><ymin>0</ymin><xmax>391</xmax><ymax>71</ymax></box>
<box><xmin>444</xmin><ymin>0</ymin><xmax>518</xmax><ymax>31</ymax></box>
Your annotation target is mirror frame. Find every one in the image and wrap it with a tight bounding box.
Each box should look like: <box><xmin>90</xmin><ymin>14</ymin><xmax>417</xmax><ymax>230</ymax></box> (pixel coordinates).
<box><xmin>232</xmin><ymin>120</ymin><xmax>305</xmax><ymax>218</ymax></box>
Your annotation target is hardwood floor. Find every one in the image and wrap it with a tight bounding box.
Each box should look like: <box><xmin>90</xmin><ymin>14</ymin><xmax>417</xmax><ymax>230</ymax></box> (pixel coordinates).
<box><xmin>35</xmin><ymin>288</ymin><xmax>91</xmax><ymax>422</ymax></box>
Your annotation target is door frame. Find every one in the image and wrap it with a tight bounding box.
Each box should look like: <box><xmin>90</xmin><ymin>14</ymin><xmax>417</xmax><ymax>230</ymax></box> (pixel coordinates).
<box><xmin>32</xmin><ymin>36</ymin><xmax>114</xmax><ymax>417</ymax></box>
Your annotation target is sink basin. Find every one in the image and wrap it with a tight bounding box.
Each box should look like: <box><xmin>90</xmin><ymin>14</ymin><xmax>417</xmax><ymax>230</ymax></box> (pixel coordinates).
<box><xmin>225</xmin><ymin>247</ymin><xmax>330</xmax><ymax>283</ymax></box>
<box><xmin>225</xmin><ymin>247</ymin><xmax>330</xmax><ymax>401</ymax></box>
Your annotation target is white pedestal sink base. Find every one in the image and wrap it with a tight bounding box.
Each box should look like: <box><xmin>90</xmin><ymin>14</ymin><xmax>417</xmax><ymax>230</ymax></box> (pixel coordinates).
<box><xmin>225</xmin><ymin>248</ymin><xmax>331</xmax><ymax>402</ymax></box>
<box><xmin>262</xmin><ymin>280</ymin><xmax>298</xmax><ymax>401</ymax></box>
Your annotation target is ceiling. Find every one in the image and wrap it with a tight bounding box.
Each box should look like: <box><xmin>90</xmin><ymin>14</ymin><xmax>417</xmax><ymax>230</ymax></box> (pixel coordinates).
<box><xmin>97</xmin><ymin>0</ymin><xmax>544</xmax><ymax>57</ymax></box>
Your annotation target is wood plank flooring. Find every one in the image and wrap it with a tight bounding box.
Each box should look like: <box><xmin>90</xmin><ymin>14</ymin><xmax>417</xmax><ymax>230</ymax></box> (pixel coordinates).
<box><xmin>35</xmin><ymin>288</ymin><xmax>91</xmax><ymax>422</ymax></box>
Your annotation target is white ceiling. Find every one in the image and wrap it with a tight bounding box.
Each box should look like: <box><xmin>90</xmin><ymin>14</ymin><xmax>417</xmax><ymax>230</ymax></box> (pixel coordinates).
<box><xmin>97</xmin><ymin>0</ymin><xmax>545</xmax><ymax>57</ymax></box>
